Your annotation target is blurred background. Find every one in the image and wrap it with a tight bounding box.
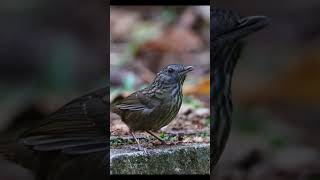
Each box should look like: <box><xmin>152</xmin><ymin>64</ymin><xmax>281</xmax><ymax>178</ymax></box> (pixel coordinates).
<box><xmin>214</xmin><ymin>1</ymin><xmax>320</xmax><ymax>179</ymax></box>
<box><xmin>110</xmin><ymin>6</ymin><xmax>210</xmax><ymax>146</ymax></box>
<box><xmin>0</xmin><ymin>1</ymin><xmax>107</xmax><ymax>179</ymax></box>
<box><xmin>0</xmin><ymin>1</ymin><xmax>107</xmax><ymax>138</ymax></box>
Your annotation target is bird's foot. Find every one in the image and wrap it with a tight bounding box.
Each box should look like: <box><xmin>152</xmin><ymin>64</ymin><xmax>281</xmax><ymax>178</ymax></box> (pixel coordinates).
<box><xmin>146</xmin><ymin>130</ymin><xmax>169</xmax><ymax>145</ymax></box>
<box><xmin>130</xmin><ymin>144</ymin><xmax>147</xmax><ymax>153</ymax></box>
<box><xmin>138</xmin><ymin>146</ymin><xmax>147</xmax><ymax>153</ymax></box>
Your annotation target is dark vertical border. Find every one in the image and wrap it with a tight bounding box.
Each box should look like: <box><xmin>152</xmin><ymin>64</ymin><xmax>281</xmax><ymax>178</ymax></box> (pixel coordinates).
<box><xmin>106</xmin><ymin>0</ymin><xmax>111</xmax><ymax>177</ymax></box>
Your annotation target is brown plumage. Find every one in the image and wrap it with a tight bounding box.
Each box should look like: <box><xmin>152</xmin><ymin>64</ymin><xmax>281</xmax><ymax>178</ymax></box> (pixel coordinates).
<box><xmin>111</xmin><ymin>64</ymin><xmax>193</xmax><ymax>150</ymax></box>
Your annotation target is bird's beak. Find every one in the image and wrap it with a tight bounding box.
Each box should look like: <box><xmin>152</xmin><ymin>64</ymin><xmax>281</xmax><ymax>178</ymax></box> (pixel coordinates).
<box><xmin>180</xmin><ymin>65</ymin><xmax>193</xmax><ymax>75</ymax></box>
<box><xmin>228</xmin><ymin>16</ymin><xmax>270</xmax><ymax>41</ymax></box>
<box><xmin>237</xmin><ymin>16</ymin><xmax>270</xmax><ymax>36</ymax></box>
<box><xmin>217</xmin><ymin>16</ymin><xmax>269</xmax><ymax>44</ymax></box>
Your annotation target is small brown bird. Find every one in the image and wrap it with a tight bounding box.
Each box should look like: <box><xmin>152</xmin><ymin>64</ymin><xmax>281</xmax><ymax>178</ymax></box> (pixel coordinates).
<box><xmin>111</xmin><ymin>64</ymin><xmax>193</xmax><ymax>150</ymax></box>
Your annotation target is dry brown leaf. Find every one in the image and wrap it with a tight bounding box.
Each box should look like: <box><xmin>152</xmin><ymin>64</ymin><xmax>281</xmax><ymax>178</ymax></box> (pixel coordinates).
<box><xmin>141</xmin><ymin>26</ymin><xmax>203</xmax><ymax>53</ymax></box>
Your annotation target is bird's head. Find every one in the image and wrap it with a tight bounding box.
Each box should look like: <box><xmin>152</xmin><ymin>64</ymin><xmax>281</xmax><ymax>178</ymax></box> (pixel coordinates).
<box><xmin>211</xmin><ymin>8</ymin><xmax>270</xmax><ymax>70</ymax></box>
<box><xmin>154</xmin><ymin>64</ymin><xmax>193</xmax><ymax>86</ymax></box>
<box><xmin>211</xmin><ymin>8</ymin><xmax>269</xmax><ymax>43</ymax></box>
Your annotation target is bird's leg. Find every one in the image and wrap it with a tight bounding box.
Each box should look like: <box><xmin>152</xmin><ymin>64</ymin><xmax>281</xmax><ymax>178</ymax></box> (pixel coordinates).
<box><xmin>146</xmin><ymin>130</ymin><xmax>167</xmax><ymax>145</ymax></box>
<box><xmin>129</xmin><ymin>130</ymin><xmax>146</xmax><ymax>152</ymax></box>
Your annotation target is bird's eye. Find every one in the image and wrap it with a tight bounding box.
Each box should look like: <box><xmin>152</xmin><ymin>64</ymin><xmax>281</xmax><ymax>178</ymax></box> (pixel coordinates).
<box><xmin>168</xmin><ymin>68</ymin><xmax>174</xmax><ymax>73</ymax></box>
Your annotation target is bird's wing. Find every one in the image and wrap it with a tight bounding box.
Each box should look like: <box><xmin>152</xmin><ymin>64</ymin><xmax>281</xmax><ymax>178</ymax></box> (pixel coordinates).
<box><xmin>19</xmin><ymin>87</ymin><xmax>108</xmax><ymax>155</ymax></box>
<box><xmin>114</xmin><ymin>90</ymin><xmax>159</xmax><ymax>112</ymax></box>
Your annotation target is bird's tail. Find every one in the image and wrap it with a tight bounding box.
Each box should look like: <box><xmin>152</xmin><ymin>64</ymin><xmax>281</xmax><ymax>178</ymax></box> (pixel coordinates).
<box><xmin>110</xmin><ymin>96</ymin><xmax>124</xmax><ymax>115</ymax></box>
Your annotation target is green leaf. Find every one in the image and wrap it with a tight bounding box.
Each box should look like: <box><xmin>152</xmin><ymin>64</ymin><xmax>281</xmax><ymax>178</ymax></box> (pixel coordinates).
<box><xmin>159</xmin><ymin>132</ymin><xmax>165</xmax><ymax>139</ymax></box>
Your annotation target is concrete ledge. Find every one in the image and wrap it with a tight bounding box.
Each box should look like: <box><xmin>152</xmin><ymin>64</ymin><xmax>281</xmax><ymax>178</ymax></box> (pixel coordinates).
<box><xmin>110</xmin><ymin>143</ymin><xmax>210</xmax><ymax>174</ymax></box>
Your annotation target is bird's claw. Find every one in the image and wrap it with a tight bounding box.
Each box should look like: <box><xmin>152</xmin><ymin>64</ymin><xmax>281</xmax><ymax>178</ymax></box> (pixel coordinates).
<box><xmin>130</xmin><ymin>145</ymin><xmax>147</xmax><ymax>153</ymax></box>
<box><xmin>137</xmin><ymin>145</ymin><xmax>147</xmax><ymax>153</ymax></box>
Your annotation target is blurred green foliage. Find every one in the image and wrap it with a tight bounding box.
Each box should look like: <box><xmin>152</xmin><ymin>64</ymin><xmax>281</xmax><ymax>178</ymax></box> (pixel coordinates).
<box><xmin>182</xmin><ymin>96</ymin><xmax>203</xmax><ymax>109</ymax></box>
<box><xmin>121</xmin><ymin>24</ymin><xmax>160</xmax><ymax>64</ymax></box>
<box><xmin>160</xmin><ymin>7</ymin><xmax>179</xmax><ymax>25</ymax></box>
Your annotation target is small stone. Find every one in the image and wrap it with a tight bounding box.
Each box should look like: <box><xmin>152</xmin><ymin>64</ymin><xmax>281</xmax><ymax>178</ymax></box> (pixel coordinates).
<box><xmin>179</xmin><ymin>106</ymin><xmax>193</xmax><ymax>115</ymax></box>
<box><xmin>193</xmin><ymin>136</ymin><xmax>204</xmax><ymax>143</ymax></box>
<box><xmin>194</xmin><ymin>108</ymin><xmax>210</xmax><ymax>117</ymax></box>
